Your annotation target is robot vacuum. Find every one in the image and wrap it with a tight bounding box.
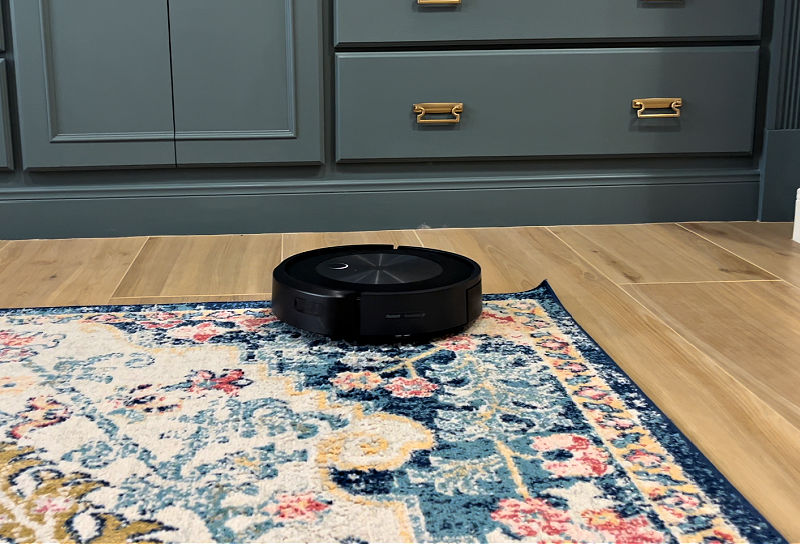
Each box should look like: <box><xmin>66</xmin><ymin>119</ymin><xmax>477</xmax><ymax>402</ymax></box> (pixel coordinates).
<box><xmin>272</xmin><ymin>245</ymin><xmax>482</xmax><ymax>340</ymax></box>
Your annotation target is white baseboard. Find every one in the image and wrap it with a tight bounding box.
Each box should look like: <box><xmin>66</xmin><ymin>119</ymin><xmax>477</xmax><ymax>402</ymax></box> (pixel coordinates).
<box><xmin>794</xmin><ymin>188</ymin><xmax>800</xmax><ymax>243</ymax></box>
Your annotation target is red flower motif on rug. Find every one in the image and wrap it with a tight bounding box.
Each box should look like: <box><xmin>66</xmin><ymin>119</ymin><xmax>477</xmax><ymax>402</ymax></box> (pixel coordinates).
<box><xmin>625</xmin><ymin>449</ymin><xmax>665</xmax><ymax>468</ymax></box>
<box><xmin>33</xmin><ymin>497</ymin><xmax>74</xmax><ymax>514</ymax></box>
<box><xmin>266</xmin><ymin>493</ymin><xmax>330</xmax><ymax>522</ymax></box>
<box><xmin>576</xmin><ymin>386</ymin><xmax>608</xmax><ymax>401</ymax></box>
<box><xmin>582</xmin><ymin>508</ymin><xmax>665</xmax><ymax>543</ymax></box>
<box><xmin>0</xmin><ymin>331</ymin><xmax>39</xmax><ymax>347</ymax></box>
<box><xmin>384</xmin><ymin>376</ymin><xmax>439</xmax><ymax>398</ymax></box>
<box><xmin>0</xmin><ymin>346</ymin><xmax>37</xmax><ymax>364</ymax></box>
<box><xmin>231</xmin><ymin>315</ymin><xmax>277</xmax><ymax>332</ymax></box>
<box><xmin>532</xmin><ymin>433</ymin><xmax>613</xmax><ymax>478</ymax></box>
<box><xmin>595</xmin><ymin>415</ymin><xmax>636</xmax><ymax>431</ymax></box>
<box><xmin>201</xmin><ymin>311</ymin><xmax>277</xmax><ymax>332</ymax></box>
<box><xmin>0</xmin><ymin>330</ymin><xmax>63</xmax><ymax>364</ymax></box>
<box><xmin>140</xmin><ymin>312</ymin><xmax>185</xmax><ymax>329</ymax></box>
<box><xmin>120</xmin><ymin>384</ymin><xmax>182</xmax><ymax>414</ymax></box>
<box><xmin>706</xmin><ymin>529</ymin><xmax>737</xmax><ymax>543</ymax></box>
<box><xmin>438</xmin><ymin>335</ymin><xmax>477</xmax><ymax>351</ymax></box>
<box><xmin>187</xmin><ymin>369</ymin><xmax>252</xmax><ymax>396</ymax></box>
<box><xmin>168</xmin><ymin>322</ymin><xmax>227</xmax><ymax>342</ymax></box>
<box><xmin>481</xmin><ymin>311</ymin><xmax>515</xmax><ymax>323</ymax></box>
<box><xmin>538</xmin><ymin>338</ymin><xmax>570</xmax><ymax>351</ymax></box>
<box><xmin>491</xmin><ymin>498</ymin><xmax>572</xmax><ymax>537</ymax></box>
<box><xmin>10</xmin><ymin>396</ymin><xmax>71</xmax><ymax>438</ymax></box>
<box><xmin>331</xmin><ymin>371</ymin><xmax>382</xmax><ymax>391</ymax></box>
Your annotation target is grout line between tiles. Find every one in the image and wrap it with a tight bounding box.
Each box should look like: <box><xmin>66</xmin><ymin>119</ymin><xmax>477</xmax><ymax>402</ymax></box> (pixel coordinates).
<box><xmin>618</xmin><ymin>279</ymin><xmax>785</xmax><ymax>286</ymax></box>
<box><xmin>676</xmin><ymin>223</ymin><xmax>787</xmax><ymax>284</ymax></box>
<box><xmin>107</xmin><ymin>237</ymin><xmax>151</xmax><ymax>303</ymax></box>
<box><xmin>413</xmin><ymin>230</ymin><xmax>426</xmax><ymax>247</ymax></box>
<box><xmin>109</xmin><ymin>293</ymin><xmax>271</xmax><ymax>303</ymax></box>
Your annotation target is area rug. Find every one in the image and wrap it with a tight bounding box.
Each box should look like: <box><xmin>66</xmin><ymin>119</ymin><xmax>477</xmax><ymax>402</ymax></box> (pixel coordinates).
<box><xmin>0</xmin><ymin>281</ymin><xmax>785</xmax><ymax>543</ymax></box>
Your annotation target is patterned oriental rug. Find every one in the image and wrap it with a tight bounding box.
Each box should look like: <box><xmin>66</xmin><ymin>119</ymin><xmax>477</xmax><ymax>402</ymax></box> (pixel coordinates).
<box><xmin>0</xmin><ymin>281</ymin><xmax>785</xmax><ymax>544</ymax></box>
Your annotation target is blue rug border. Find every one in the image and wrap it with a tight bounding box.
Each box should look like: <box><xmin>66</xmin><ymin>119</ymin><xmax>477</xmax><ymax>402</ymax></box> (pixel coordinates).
<box><xmin>486</xmin><ymin>281</ymin><xmax>786</xmax><ymax>544</ymax></box>
<box><xmin>0</xmin><ymin>282</ymin><xmax>787</xmax><ymax>542</ymax></box>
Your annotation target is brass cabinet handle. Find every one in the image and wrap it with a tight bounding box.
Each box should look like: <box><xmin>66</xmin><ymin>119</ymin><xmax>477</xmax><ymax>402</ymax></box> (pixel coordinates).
<box><xmin>632</xmin><ymin>98</ymin><xmax>683</xmax><ymax>118</ymax></box>
<box><xmin>413</xmin><ymin>102</ymin><xmax>463</xmax><ymax>124</ymax></box>
<box><xmin>418</xmin><ymin>0</ymin><xmax>462</xmax><ymax>4</ymax></box>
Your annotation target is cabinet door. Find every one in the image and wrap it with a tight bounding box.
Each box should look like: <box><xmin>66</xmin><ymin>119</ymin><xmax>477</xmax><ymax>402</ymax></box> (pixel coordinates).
<box><xmin>0</xmin><ymin>60</ymin><xmax>13</xmax><ymax>170</ymax></box>
<box><xmin>0</xmin><ymin>3</ymin><xmax>5</xmax><ymax>52</ymax></box>
<box><xmin>11</xmin><ymin>0</ymin><xmax>175</xmax><ymax>170</ymax></box>
<box><xmin>169</xmin><ymin>0</ymin><xmax>323</xmax><ymax>166</ymax></box>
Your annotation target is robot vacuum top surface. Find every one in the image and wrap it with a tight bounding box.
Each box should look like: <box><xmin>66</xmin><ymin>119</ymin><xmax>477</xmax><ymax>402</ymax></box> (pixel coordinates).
<box><xmin>276</xmin><ymin>245</ymin><xmax>479</xmax><ymax>294</ymax></box>
<box><xmin>315</xmin><ymin>252</ymin><xmax>443</xmax><ymax>285</ymax></box>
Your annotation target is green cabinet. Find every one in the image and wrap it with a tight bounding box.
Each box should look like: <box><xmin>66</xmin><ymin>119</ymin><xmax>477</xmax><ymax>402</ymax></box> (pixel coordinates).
<box><xmin>0</xmin><ymin>60</ymin><xmax>12</xmax><ymax>170</ymax></box>
<box><xmin>337</xmin><ymin>47</ymin><xmax>759</xmax><ymax>161</ymax></box>
<box><xmin>11</xmin><ymin>0</ymin><xmax>323</xmax><ymax>170</ymax></box>
<box><xmin>169</xmin><ymin>0</ymin><xmax>322</xmax><ymax>166</ymax></box>
<box><xmin>11</xmin><ymin>0</ymin><xmax>175</xmax><ymax>169</ymax></box>
<box><xmin>0</xmin><ymin>4</ymin><xmax>5</xmax><ymax>52</ymax></box>
<box><xmin>0</xmin><ymin>1</ymin><xmax>776</xmax><ymax>237</ymax></box>
<box><xmin>335</xmin><ymin>0</ymin><xmax>762</xmax><ymax>46</ymax></box>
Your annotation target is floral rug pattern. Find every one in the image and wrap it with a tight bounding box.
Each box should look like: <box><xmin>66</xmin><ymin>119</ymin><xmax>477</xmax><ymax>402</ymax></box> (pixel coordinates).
<box><xmin>0</xmin><ymin>281</ymin><xmax>785</xmax><ymax>543</ymax></box>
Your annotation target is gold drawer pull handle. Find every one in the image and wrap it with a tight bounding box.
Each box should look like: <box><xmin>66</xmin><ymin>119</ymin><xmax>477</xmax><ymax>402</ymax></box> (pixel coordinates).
<box><xmin>413</xmin><ymin>102</ymin><xmax>464</xmax><ymax>124</ymax></box>
<box><xmin>418</xmin><ymin>0</ymin><xmax>462</xmax><ymax>4</ymax></box>
<box><xmin>632</xmin><ymin>97</ymin><xmax>683</xmax><ymax>118</ymax></box>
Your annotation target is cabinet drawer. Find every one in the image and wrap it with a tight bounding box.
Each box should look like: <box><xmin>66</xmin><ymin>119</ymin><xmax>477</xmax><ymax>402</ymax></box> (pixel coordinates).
<box><xmin>336</xmin><ymin>47</ymin><xmax>759</xmax><ymax>162</ymax></box>
<box><xmin>335</xmin><ymin>0</ymin><xmax>762</xmax><ymax>46</ymax></box>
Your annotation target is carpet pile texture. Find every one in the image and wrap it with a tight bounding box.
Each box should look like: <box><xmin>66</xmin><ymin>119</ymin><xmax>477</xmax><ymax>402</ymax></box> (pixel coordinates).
<box><xmin>0</xmin><ymin>281</ymin><xmax>784</xmax><ymax>543</ymax></box>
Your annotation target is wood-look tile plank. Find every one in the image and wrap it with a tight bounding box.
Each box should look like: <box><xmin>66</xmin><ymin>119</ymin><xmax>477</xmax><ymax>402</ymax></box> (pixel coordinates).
<box><xmin>549</xmin><ymin>223</ymin><xmax>777</xmax><ymax>284</ymax></box>
<box><xmin>416</xmin><ymin>227</ymin><xmax>549</xmax><ymax>294</ymax></box>
<box><xmin>113</xmin><ymin>234</ymin><xmax>282</xmax><ymax>298</ymax></box>
<box><xmin>681</xmin><ymin>222</ymin><xmax>800</xmax><ymax>287</ymax></box>
<box><xmin>283</xmin><ymin>229</ymin><xmax>422</xmax><ymax>258</ymax></box>
<box><xmin>0</xmin><ymin>237</ymin><xmax>147</xmax><ymax>308</ymax></box>
<box><xmin>0</xmin><ymin>241</ymin><xmax>8</xmax><ymax>252</ymax></box>
<box><xmin>624</xmin><ymin>281</ymin><xmax>800</xmax><ymax>430</ymax></box>
<box><xmin>417</xmin><ymin>226</ymin><xmax>800</xmax><ymax>540</ymax></box>
<box><xmin>108</xmin><ymin>293</ymin><xmax>271</xmax><ymax>305</ymax></box>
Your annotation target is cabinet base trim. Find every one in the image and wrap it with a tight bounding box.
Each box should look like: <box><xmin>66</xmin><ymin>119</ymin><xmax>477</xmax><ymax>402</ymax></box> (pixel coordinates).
<box><xmin>0</xmin><ymin>181</ymin><xmax>758</xmax><ymax>239</ymax></box>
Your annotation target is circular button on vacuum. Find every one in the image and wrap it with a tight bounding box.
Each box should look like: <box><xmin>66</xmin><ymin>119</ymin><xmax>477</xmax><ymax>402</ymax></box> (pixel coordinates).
<box><xmin>272</xmin><ymin>245</ymin><xmax>482</xmax><ymax>340</ymax></box>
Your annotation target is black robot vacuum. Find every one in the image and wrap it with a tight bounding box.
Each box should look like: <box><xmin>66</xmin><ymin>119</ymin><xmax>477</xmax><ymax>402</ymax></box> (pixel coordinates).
<box><xmin>272</xmin><ymin>245</ymin><xmax>482</xmax><ymax>340</ymax></box>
